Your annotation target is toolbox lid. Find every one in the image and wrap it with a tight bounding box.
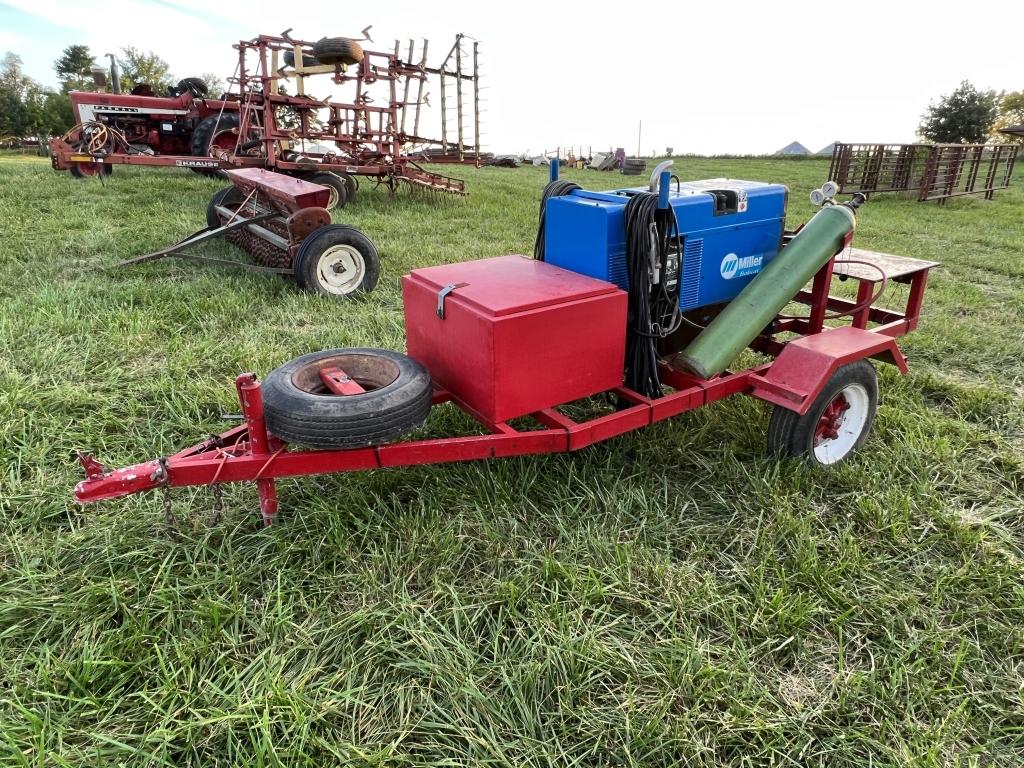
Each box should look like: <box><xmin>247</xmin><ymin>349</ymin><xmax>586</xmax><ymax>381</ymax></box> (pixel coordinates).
<box><xmin>407</xmin><ymin>255</ymin><xmax>621</xmax><ymax>317</ymax></box>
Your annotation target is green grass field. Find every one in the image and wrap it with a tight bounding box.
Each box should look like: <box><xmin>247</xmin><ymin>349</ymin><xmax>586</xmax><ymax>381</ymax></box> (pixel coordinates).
<box><xmin>0</xmin><ymin>153</ymin><xmax>1022</xmax><ymax>766</ymax></box>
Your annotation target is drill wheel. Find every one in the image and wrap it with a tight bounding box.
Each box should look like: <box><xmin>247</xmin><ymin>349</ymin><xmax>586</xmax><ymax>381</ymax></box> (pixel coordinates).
<box><xmin>293</xmin><ymin>225</ymin><xmax>380</xmax><ymax>298</ymax></box>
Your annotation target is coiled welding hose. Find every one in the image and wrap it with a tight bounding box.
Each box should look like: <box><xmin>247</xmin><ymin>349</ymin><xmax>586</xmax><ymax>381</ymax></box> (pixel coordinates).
<box><xmin>623</xmin><ymin>192</ymin><xmax>684</xmax><ymax>399</ymax></box>
<box><xmin>533</xmin><ymin>179</ymin><xmax>581</xmax><ymax>261</ymax></box>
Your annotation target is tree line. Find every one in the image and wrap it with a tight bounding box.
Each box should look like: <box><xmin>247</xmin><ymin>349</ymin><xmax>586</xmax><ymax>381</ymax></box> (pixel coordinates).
<box><xmin>918</xmin><ymin>81</ymin><xmax>1023</xmax><ymax>145</ymax></box>
<box><xmin>0</xmin><ymin>44</ymin><xmax>224</xmax><ymax>147</ymax></box>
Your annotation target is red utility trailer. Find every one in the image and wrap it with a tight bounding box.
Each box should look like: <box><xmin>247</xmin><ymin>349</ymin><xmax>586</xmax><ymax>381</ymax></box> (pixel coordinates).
<box><xmin>74</xmin><ymin>247</ymin><xmax>937</xmax><ymax>526</ymax></box>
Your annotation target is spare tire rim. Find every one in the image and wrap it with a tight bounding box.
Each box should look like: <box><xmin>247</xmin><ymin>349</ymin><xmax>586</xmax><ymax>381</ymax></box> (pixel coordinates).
<box><xmin>291</xmin><ymin>353</ymin><xmax>399</xmax><ymax>395</ymax></box>
<box><xmin>315</xmin><ymin>244</ymin><xmax>364</xmax><ymax>294</ymax></box>
<box><xmin>813</xmin><ymin>383</ymin><xmax>869</xmax><ymax>465</ymax></box>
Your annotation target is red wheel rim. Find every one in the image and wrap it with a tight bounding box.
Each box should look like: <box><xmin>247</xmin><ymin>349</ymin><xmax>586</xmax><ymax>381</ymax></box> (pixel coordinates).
<box><xmin>74</xmin><ymin>161</ymin><xmax>102</xmax><ymax>177</ymax></box>
<box><xmin>209</xmin><ymin>129</ymin><xmax>237</xmax><ymax>154</ymax></box>
<box><xmin>814</xmin><ymin>393</ymin><xmax>850</xmax><ymax>447</ymax></box>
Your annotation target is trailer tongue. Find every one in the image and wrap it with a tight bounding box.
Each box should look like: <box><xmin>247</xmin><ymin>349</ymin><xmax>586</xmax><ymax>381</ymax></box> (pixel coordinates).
<box><xmin>74</xmin><ymin>167</ymin><xmax>938</xmax><ymax>525</ymax></box>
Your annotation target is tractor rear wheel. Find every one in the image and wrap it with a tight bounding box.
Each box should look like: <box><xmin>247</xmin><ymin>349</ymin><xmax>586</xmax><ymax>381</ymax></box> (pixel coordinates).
<box><xmin>767</xmin><ymin>360</ymin><xmax>878</xmax><ymax>467</ymax></box>
<box><xmin>307</xmin><ymin>172</ymin><xmax>347</xmax><ymax>210</ymax></box>
<box><xmin>293</xmin><ymin>225</ymin><xmax>379</xmax><ymax>297</ymax></box>
<box><xmin>261</xmin><ymin>348</ymin><xmax>432</xmax><ymax>449</ymax></box>
<box><xmin>312</xmin><ymin>37</ymin><xmax>365</xmax><ymax>66</ymax></box>
<box><xmin>190</xmin><ymin>112</ymin><xmax>240</xmax><ymax>177</ymax></box>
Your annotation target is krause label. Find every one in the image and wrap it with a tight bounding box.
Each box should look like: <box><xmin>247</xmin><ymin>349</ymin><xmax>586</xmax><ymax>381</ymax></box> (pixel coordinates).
<box><xmin>175</xmin><ymin>159</ymin><xmax>221</xmax><ymax>168</ymax></box>
<box><xmin>719</xmin><ymin>252</ymin><xmax>765</xmax><ymax>280</ymax></box>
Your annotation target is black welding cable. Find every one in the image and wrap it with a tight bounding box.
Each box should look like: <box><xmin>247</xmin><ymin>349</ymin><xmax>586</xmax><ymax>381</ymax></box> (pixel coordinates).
<box><xmin>623</xmin><ymin>192</ymin><xmax>684</xmax><ymax>399</ymax></box>
<box><xmin>533</xmin><ymin>179</ymin><xmax>581</xmax><ymax>260</ymax></box>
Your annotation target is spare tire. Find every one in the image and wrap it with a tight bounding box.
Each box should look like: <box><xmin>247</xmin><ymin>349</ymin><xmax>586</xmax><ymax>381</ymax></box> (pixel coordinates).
<box><xmin>262</xmin><ymin>348</ymin><xmax>433</xmax><ymax>449</ymax></box>
<box><xmin>312</xmin><ymin>37</ymin><xmax>365</xmax><ymax>66</ymax></box>
<box><xmin>177</xmin><ymin>77</ymin><xmax>209</xmax><ymax>98</ymax></box>
<box><xmin>283</xmin><ymin>50</ymin><xmax>319</xmax><ymax>68</ymax></box>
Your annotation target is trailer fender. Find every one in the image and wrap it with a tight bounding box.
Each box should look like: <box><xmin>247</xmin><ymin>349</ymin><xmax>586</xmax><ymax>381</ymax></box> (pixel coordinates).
<box><xmin>749</xmin><ymin>326</ymin><xmax>907</xmax><ymax>415</ymax></box>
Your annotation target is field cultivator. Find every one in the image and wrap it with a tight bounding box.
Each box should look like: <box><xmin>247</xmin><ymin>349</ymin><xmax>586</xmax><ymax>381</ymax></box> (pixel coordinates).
<box><xmin>49</xmin><ymin>28</ymin><xmax>484</xmax><ymax>202</ymax></box>
<box><xmin>118</xmin><ymin>168</ymin><xmax>380</xmax><ymax>297</ymax></box>
<box><xmin>75</xmin><ymin>165</ymin><xmax>939</xmax><ymax>526</ymax></box>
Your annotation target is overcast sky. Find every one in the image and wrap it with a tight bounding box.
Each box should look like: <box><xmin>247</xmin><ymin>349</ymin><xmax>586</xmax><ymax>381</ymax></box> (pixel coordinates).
<box><xmin>2</xmin><ymin>0</ymin><xmax>1020</xmax><ymax>155</ymax></box>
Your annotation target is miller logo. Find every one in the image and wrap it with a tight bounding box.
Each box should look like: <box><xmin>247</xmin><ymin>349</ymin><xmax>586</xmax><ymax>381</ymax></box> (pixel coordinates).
<box><xmin>720</xmin><ymin>252</ymin><xmax>764</xmax><ymax>280</ymax></box>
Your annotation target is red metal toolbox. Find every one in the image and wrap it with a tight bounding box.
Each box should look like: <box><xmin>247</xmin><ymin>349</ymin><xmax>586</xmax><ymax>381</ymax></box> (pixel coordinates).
<box><xmin>403</xmin><ymin>255</ymin><xmax>627</xmax><ymax>424</ymax></box>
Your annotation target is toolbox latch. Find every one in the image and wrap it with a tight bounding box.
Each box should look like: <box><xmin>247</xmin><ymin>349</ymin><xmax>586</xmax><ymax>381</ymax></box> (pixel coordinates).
<box><xmin>436</xmin><ymin>282</ymin><xmax>468</xmax><ymax>319</ymax></box>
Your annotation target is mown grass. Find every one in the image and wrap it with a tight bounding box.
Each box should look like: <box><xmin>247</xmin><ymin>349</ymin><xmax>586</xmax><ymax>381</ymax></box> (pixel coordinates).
<box><xmin>0</xmin><ymin>153</ymin><xmax>1022</xmax><ymax>766</ymax></box>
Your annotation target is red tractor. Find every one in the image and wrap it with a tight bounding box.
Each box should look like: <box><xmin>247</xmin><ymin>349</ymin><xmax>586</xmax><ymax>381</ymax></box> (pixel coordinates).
<box><xmin>57</xmin><ymin>77</ymin><xmax>240</xmax><ymax>178</ymax></box>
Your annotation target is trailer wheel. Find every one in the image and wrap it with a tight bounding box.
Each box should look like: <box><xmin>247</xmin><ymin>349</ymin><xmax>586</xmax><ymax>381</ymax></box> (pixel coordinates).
<box><xmin>262</xmin><ymin>348</ymin><xmax>432</xmax><ymax>449</ymax></box>
<box><xmin>312</xmin><ymin>37</ymin><xmax>365</xmax><ymax>66</ymax></box>
<box><xmin>307</xmin><ymin>172</ymin><xmax>347</xmax><ymax>210</ymax></box>
<box><xmin>767</xmin><ymin>360</ymin><xmax>878</xmax><ymax>467</ymax></box>
<box><xmin>293</xmin><ymin>225</ymin><xmax>379</xmax><ymax>297</ymax></box>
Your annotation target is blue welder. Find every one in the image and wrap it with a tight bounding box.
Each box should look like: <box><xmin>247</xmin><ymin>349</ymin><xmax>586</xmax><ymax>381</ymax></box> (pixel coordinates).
<box><xmin>542</xmin><ymin>169</ymin><xmax>788</xmax><ymax>312</ymax></box>
<box><xmin>534</xmin><ymin>160</ymin><xmax>789</xmax><ymax>397</ymax></box>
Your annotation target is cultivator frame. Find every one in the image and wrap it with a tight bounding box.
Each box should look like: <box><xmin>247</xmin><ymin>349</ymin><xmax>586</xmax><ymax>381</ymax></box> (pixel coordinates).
<box><xmin>49</xmin><ymin>28</ymin><xmax>483</xmax><ymax>197</ymax></box>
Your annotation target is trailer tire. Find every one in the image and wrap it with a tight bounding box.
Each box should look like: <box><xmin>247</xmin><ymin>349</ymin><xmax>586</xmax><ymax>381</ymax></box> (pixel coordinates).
<box><xmin>767</xmin><ymin>360</ymin><xmax>878</xmax><ymax>467</ymax></box>
<box><xmin>307</xmin><ymin>172</ymin><xmax>347</xmax><ymax>210</ymax></box>
<box><xmin>262</xmin><ymin>348</ymin><xmax>432</xmax><ymax>449</ymax></box>
<box><xmin>293</xmin><ymin>225</ymin><xmax>379</xmax><ymax>297</ymax></box>
<box><xmin>190</xmin><ymin>112</ymin><xmax>240</xmax><ymax>177</ymax></box>
<box><xmin>312</xmin><ymin>37</ymin><xmax>365</xmax><ymax>66</ymax></box>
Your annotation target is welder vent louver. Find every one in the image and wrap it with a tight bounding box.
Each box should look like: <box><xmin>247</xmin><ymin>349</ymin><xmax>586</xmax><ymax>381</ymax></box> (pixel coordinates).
<box><xmin>680</xmin><ymin>239</ymin><xmax>703</xmax><ymax>308</ymax></box>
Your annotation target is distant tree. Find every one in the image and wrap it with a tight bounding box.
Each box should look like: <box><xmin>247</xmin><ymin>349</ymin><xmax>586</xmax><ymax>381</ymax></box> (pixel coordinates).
<box><xmin>37</xmin><ymin>90</ymin><xmax>73</xmax><ymax>137</ymax></box>
<box><xmin>196</xmin><ymin>72</ymin><xmax>226</xmax><ymax>97</ymax></box>
<box><xmin>918</xmin><ymin>81</ymin><xmax>998</xmax><ymax>144</ymax></box>
<box><xmin>0</xmin><ymin>53</ymin><xmax>30</xmax><ymax>141</ymax></box>
<box><xmin>54</xmin><ymin>44</ymin><xmax>96</xmax><ymax>92</ymax></box>
<box><xmin>1</xmin><ymin>52</ymin><xmax>26</xmax><ymax>94</ymax></box>
<box><xmin>119</xmin><ymin>46</ymin><xmax>172</xmax><ymax>93</ymax></box>
<box><xmin>992</xmin><ymin>91</ymin><xmax>1024</xmax><ymax>145</ymax></box>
